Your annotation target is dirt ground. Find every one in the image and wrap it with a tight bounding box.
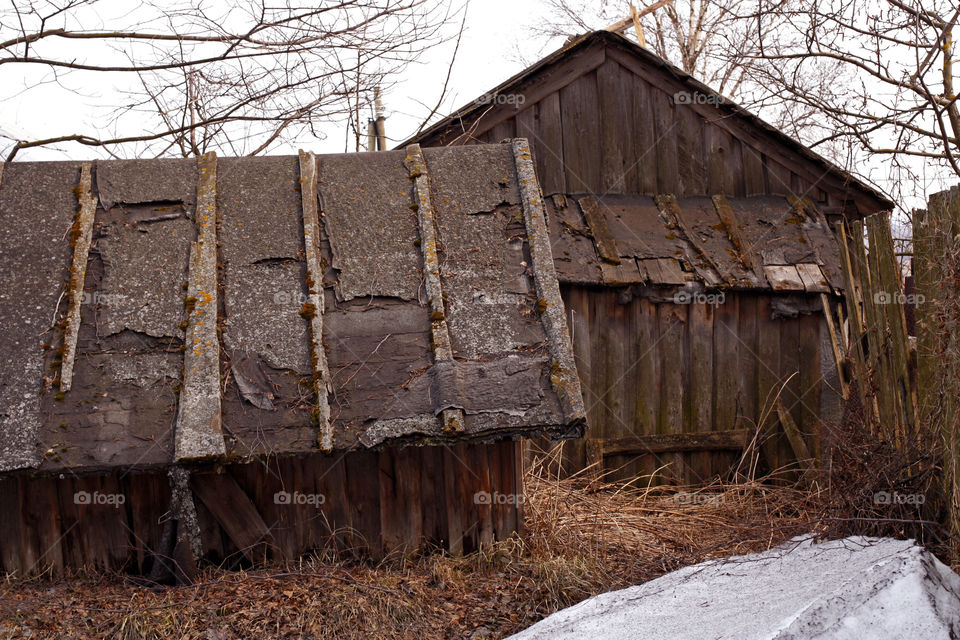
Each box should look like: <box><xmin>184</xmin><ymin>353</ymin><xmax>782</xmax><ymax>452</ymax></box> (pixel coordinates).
<box><xmin>0</xmin><ymin>459</ymin><xmax>829</xmax><ymax>640</ymax></box>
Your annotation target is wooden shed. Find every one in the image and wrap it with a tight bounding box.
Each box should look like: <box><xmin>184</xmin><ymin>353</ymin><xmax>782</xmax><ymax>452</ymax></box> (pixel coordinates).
<box><xmin>0</xmin><ymin>141</ymin><xmax>585</xmax><ymax>577</ymax></box>
<box><xmin>407</xmin><ymin>31</ymin><xmax>894</xmax><ymax>481</ymax></box>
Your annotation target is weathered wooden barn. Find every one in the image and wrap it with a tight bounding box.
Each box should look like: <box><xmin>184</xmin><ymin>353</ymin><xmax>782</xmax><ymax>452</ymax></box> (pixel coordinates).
<box><xmin>407</xmin><ymin>30</ymin><xmax>894</xmax><ymax>481</ymax></box>
<box><xmin>0</xmin><ymin>141</ymin><xmax>585</xmax><ymax>577</ymax></box>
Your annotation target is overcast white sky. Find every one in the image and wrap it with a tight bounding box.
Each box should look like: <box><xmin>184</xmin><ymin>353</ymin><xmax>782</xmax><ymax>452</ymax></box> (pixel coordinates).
<box><xmin>2</xmin><ymin>0</ymin><xmax>558</xmax><ymax>160</ymax></box>
<box><xmin>1</xmin><ymin>0</ymin><xmax>953</xmax><ymax>217</ymax></box>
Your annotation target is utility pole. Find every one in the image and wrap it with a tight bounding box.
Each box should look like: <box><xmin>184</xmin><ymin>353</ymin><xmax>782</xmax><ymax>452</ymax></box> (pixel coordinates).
<box><xmin>373</xmin><ymin>87</ymin><xmax>387</xmax><ymax>151</ymax></box>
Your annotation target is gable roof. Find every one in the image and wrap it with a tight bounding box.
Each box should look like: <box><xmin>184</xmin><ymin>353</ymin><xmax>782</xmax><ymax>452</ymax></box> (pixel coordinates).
<box><xmin>0</xmin><ymin>141</ymin><xmax>584</xmax><ymax>475</ymax></box>
<box><xmin>404</xmin><ymin>30</ymin><xmax>893</xmax><ymax>215</ymax></box>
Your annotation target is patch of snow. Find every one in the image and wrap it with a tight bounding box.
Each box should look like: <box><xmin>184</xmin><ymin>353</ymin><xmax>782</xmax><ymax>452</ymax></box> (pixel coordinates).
<box><xmin>508</xmin><ymin>536</ymin><xmax>960</xmax><ymax>640</ymax></box>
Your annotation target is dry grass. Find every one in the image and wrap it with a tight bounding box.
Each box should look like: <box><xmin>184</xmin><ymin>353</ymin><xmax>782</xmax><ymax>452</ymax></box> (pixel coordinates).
<box><xmin>0</xmin><ymin>449</ymin><xmax>829</xmax><ymax>640</ymax></box>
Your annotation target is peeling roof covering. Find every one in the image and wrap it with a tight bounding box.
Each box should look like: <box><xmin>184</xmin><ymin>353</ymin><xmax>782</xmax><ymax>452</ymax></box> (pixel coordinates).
<box><xmin>0</xmin><ymin>142</ymin><xmax>585</xmax><ymax>475</ymax></box>
<box><xmin>546</xmin><ymin>193</ymin><xmax>840</xmax><ymax>293</ymax></box>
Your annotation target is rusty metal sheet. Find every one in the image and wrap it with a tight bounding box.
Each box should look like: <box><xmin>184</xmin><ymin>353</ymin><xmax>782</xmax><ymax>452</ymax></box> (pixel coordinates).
<box><xmin>319</xmin><ymin>151</ymin><xmax>422</xmax><ymax>301</ymax></box>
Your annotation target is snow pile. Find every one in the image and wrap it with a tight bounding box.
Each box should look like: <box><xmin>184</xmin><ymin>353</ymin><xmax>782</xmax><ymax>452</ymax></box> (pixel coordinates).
<box><xmin>509</xmin><ymin>536</ymin><xmax>960</xmax><ymax>640</ymax></box>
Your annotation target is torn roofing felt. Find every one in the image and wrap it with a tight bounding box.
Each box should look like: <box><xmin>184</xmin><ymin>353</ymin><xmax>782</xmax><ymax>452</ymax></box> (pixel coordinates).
<box><xmin>0</xmin><ymin>140</ymin><xmax>585</xmax><ymax>475</ymax></box>
<box><xmin>546</xmin><ymin>193</ymin><xmax>841</xmax><ymax>293</ymax></box>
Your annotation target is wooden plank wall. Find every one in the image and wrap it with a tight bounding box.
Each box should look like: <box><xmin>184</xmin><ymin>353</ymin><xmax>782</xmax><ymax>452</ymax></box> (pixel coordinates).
<box><xmin>554</xmin><ymin>287</ymin><xmax>826</xmax><ymax>483</ymax></box>
<box><xmin>0</xmin><ymin>441</ymin><xmax>520</xmax><ymax>577</ymax></box>
<box><xmin>453</xmin><ymin>58</ymin><xmax>834</xmax><ymax>209</ymax></box>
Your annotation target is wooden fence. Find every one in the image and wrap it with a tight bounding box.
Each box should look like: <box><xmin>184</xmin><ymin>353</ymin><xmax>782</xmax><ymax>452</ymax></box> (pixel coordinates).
<box><xmin>914</xmin><ymin>186</ymin><xmax>960</xmax><ymax>561</ymax></box>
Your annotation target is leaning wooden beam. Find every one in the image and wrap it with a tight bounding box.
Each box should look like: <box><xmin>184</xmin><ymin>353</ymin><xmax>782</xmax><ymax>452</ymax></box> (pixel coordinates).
<box><xmin>512</xmin><ymin>138</ymin><xmax>587</xmax><ymax>424</ymax></box>
<box><xmin>605</xmin><ymin>0</ymin><xmax>674</xmax><ymax>33</ymax></box>
<box><xmin>60</xmin><ymin>162</ymin><xmax>97</xmax><ymax>392</ymax></box>
<box><xmin>775</xmin><ymin>400</ymin><xmax>814</xmax><ymax>471</ymax></box>
<box><xmin>174</xmin><ymin>152</ymin><xmax>225</xmax><ymax>461</ymax></box>
<box><xmin>820</xmin><ymin>293</ymin><xmax>849</xmax><ymax>400</ymax></box>
<box><xmin>298</xmin><ymin>150</ymin><xmax>334</xmax><ymax>452</ymax></box>
<box><xmin>404</xmin><ymin>143</ymin><xmax>465</xmax><ymax>433</ymax></box>
<box><xmin>190</xmin><ymin>470</ymin><xmax>274</xmax><ymax>563</ymax></box>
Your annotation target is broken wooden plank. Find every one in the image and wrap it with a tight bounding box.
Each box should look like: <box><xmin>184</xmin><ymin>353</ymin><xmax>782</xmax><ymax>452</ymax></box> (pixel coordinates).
<box><xmin>174</xmin><ymin>152</ymin><xmax>225</xmax><ymax>461</ymax></box>
<box><xmin>404</xmin><ymin>143</ymin><xmax>464</xmax><ymax>433</ymax></box>
<box><xmin>796</xmin><ymin>263</ymin><xmax>830</xmax><ymax>293</ymax></box>
<box><xmin>599</xmin><ymin>429</ymin><xmax>751</xmax><ymax>457</ymax></box>
<box><xmin>655</xmin><ymin>257</ymin><xmax>688</xmax><ymax>285</ymax></box>
<box><xmin>512</xmin><ymin>138</ymin><xmax>587</xmax><ymax>426</ymax></box>
<box><xmin>577</xmin><ymin>195</ymin><xmax>621</xmax><ymax>264</ymax></box>
<box><xmin>763</xmin><ymin>264</ymin><xmax>805</xmax><ymax>291</ymax></box>
<box><xmin>600</xmin><ymin>258</ymin><xmax>645</xmax><ymax>285</ymax></box>
<box><xmin>60</xmin><ymin>162</ymin><xmax>97</xmax><ymax>392</ymax></box>
<box><xmin>298</xmin><ymin>150</ymin><xmax>334</xmax><ymax>452</ymax></box>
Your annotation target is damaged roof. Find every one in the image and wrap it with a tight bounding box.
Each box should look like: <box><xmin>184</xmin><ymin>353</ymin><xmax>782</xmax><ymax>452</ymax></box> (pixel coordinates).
<box><xmin>0</xmin><ymin>141</ymin><xmax>585</xmax><ymax>475</ymax></box>
<box><xmin>546</xmin><ymin>193</ymin><xmax>841</xmax><ymax>293</ymax></box>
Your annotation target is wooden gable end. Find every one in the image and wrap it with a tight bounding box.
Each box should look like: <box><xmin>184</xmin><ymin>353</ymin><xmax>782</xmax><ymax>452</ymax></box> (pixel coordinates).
<box><xmin>412</xmin><ymin>33</ymin><xmax>891</xmax><ymax>219</ymax></box>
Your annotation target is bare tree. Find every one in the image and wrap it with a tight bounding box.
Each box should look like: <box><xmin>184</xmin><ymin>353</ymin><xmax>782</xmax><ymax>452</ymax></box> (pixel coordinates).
<box><xmin>741</xmin><ymin>0</ymin><xmax>960</xmax><ymax>197</ymax></box>
<box><xmin>1</xmin><ymin>0</ymin><xmax>459</xmax><ymax>160</ymax></box>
